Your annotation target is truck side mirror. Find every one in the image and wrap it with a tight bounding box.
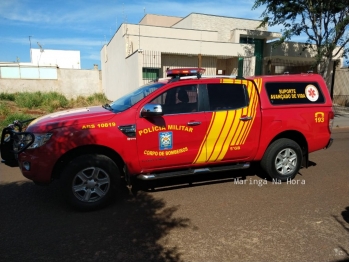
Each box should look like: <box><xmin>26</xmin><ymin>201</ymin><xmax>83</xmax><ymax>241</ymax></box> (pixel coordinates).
<box><xmin>140</xmin><ymin>104</ymin><xmax>164</xmax><ymax>117</ymax></box>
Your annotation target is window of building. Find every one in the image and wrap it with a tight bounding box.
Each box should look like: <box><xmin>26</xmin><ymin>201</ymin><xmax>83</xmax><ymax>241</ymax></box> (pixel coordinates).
<box><xmin>207</xmin><ymin>83</ymin><xmax>249</xmax><ymax>111</ymax></box>
<box><xmin>149</xmin><ymin>85</ymin><xmax>198</xmax><ymax>114</ymax></box>
<box><xmin>142</xmin><ymin>68</ymin><xmax>160</xmax><ymax>80</ymax></box>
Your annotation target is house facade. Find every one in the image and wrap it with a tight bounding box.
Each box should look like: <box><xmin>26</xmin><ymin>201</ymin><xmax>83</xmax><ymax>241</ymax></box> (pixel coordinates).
<box><xmin>100</xmin><ymin>13</ymin><xmax>341</xmax><ymax>100</ymax></box>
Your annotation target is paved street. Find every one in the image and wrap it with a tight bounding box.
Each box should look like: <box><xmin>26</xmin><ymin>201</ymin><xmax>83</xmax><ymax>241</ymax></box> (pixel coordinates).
<box><xmin>0</xmin><ymin>129</ymin><xmax>348</xmax><ymax>262</ymax></box>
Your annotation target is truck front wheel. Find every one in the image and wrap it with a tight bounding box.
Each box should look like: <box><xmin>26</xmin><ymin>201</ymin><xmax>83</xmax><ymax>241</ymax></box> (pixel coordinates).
<box><xmin>261</xmin><ymin>138</ymin><xmax>302</xmax><ymax>182</ymax></box>
<box><xmin>60</xmin><ymin>154</ymin><xmax>120</xmax><ymax>211</ymax></box>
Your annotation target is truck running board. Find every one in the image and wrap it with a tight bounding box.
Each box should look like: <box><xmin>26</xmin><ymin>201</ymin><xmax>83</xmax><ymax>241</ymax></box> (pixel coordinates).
<box><xmin>137</xmin><ymin>162</ymin><xmax>250</xmax><ymax>180</ymax></box>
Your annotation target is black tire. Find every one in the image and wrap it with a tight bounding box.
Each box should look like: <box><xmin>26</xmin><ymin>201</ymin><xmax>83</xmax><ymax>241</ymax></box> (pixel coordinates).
<box><xmin>261</xmin><ymin>138</ymin><xmax>302</xmax><ymax>182</ymax></box>
<box><xmin>60</xmin><ymin>154</ymin><xmax>120</xmax><ymax>211</ymax></box>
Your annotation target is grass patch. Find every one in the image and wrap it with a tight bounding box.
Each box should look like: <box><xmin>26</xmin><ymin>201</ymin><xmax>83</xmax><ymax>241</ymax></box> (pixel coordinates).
<box><xmin>69</xmin><ymin>93</ymin><xmax>110</xmax><ymax>108</ymax></box>
<box><xmin>15</xmin><ymin>92</ymin><xmax>44</xmax><ymax>109</ymax></box>
<box><xmin>0</xmin><ymin>112</ymin><xmax>35</xmax><ymax>130</ymax></box>
<box><xmin>0</xmin><ymin>92</ymin><xmax>112</xmax><ymax>130</ymax></box>
<box><xmin>14</xmin><ymin>91</ymin><xmax>69</xmax><ymax>111</ymax></box>
<box><xmin>42</xmin><ymin>92</ymin><xmax>69</xmax><ymax>112</ymax></box>
<box><xmin>0</xmin><ymin>102</ymin><xmax>10</xmax><ymax>117</ymax></box>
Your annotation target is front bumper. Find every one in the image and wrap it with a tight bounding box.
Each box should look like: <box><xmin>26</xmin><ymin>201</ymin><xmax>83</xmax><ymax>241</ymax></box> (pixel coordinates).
<box><xmin>17</xmin><ymin>151</ymin><xmax>54</xmax><ymax>183</ymax></box>
<box><xmin>1</xmin><ymin>127</ymin><xmax>34</xmax><ymax>167</ymax></box>
<box><xmin>1</xmin><ymin>124</ymin><xmax>52</xmax><ymax>183</ymax></box>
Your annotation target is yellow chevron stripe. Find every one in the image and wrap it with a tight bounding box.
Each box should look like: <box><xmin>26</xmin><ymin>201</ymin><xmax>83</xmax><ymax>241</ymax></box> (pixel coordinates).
<box><xmin>236</xmin><ymin>82</ymin><xmax>256</xmax><ymax>145</ymax></box>
<box><xmin>240</xmin><ymin>84</ymin><xmax>257</xmax><ymax>144</ymax></box>
<box><xmin>206</xmin><ymin>111</ymin><xmax>228</xmax><ymax>161</ymax></box>
<box><xmin>193</xmin><ymin>112</ymin><xmax>217</xmax><ymax>164</ymax></box>
<box><xmin>231</xmin><ymin>81</ymin><xmax>259</xmax><ymax>146</ymax></box>
<box><xmin>193</xmin><ymin>78</ymin><xmax>263</xmax><ymax>164</ymax></box>
<box><xmin>240</xmin><ymin>79</ymin><xmax>262</xmax><ymax>144</ymax></box>
<box><xmin>208</xmin><ymin>110</ymin><xmax>236</xmax><ymax>162</ymax></box>
<box><xmin>216</xmin><ymin>109</ymin><xmax>243</xmax><ymax>161</ymax></box>
<box><xmin>234</xmin><ymin>113</ymin><xmax>248</xmax><ymax>145</ymax></box>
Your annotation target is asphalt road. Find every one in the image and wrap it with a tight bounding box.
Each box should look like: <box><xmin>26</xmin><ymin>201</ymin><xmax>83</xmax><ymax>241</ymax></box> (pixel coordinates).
<box><xmin>0</xmin><ymin>129</ymin><xmax>348</xmax><ymax>262</ymax></box>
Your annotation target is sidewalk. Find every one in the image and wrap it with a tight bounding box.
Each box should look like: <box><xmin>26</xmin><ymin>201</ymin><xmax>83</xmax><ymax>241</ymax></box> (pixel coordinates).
<box><xmin>334</xmin><ymin>106</ymin><xmax>349</xmax><ymax>129</ymax></box>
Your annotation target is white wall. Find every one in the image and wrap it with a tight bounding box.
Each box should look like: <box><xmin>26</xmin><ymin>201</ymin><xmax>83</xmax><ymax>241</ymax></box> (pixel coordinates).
<box><xmin>125</xmin><ymin>24</ymin><xmax>254</xmax><ymax>56</ymax></box>
<box><xmin>174</xmin><ymin>13</ymin><xmax>266</xmax><ymax>42</ymax></box>
<box><xmin>139</xmin><ymin>14</ymin><xmax>182</xmax><ymax>27</ymax></box>
<box><xmin>31</xmin><ymin>49</ymin><xmax>81</xmax><ymax>69</ymax></box>
<box><xmin>102</xmin><ymin>21</ymin><xmax>256</xmax><ymax>100</ymax></box>
<box><xmin>0</xmin><ymin>68</ymin><xmax>101</xmax><ymax>99</ymax></box>
<box><xmin>127</xmin><ymin>24</ymin><xmax>218</xmax><ymax>44</ymax></box>
<box><xmin>102</xmin><ymin>27</ymin><xmax>145</xmax><ymax>101</ymax></box>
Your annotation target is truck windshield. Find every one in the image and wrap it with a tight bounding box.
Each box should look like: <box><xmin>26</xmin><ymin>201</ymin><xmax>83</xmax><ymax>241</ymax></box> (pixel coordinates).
<box><xmin>108</xmin><ymin>82</ymin><xmax>165</xmax><ymax>112</ymax></box>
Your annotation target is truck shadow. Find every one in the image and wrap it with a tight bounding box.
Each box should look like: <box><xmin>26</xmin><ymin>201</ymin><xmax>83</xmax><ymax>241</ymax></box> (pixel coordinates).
<box><xmin>136</xmin><ymin>161</ymin><xmax>316</xmax><ymax>192</ymax></box>
<box><xmin>0</xmin><ymin>180</ymin><xmax>190</xmax><ymax>262</ymax></box>
<box><xmin>135</xmin><ymin>162</ymin><xmax>270</xmax><ymax>192</ymax></box>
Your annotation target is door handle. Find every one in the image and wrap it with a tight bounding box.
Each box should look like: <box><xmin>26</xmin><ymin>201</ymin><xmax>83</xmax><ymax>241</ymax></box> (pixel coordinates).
<box><xmin>240</xmin><ymin>116</ymin><xmax>252</xmax><ymax>121</ymax></box>
<box><xmin>188</xmin><ymin>121</ymin><xmax>201</xmax><ymax>126</ymax></box>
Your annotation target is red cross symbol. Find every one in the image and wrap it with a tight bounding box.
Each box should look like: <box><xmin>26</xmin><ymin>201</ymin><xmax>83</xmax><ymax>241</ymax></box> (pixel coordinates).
<box><xmin>308</xmin><ymin>88</ymin><xmax>316</xmax><ymax>98</ymax></box>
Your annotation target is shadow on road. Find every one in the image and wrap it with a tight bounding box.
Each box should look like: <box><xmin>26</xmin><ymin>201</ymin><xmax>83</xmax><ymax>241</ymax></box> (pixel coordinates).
<box><xmin>135</xmin><ymin>162</ymin><xmax>267</xmax><ymax>192</ymax></box>
<box><xmin>133</xmin><ymin>160</ymin><xmax>318</xmax><ymax>193</ymax></box>
<box><xmin>342</xmin><ymin>207</ymin><xmax>349</xmax><ymax>224</ymax></box>
<box><xmin>332</xmin><ymin>207</ymin><xmax>349</xmax><ymax>262</ymax></box>
<box><xmin>0</xmin><ymin>160</ymin><xmax>323</xmax><ymax>261</ymax></box>
<box><xmin>0</xmin><ymin>180</ymin><xmax>191</xmax><ymax>262</ymax></box>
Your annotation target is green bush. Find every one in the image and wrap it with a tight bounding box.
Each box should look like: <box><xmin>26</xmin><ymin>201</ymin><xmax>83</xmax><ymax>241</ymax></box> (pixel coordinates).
<box><xmin>15</xmin><ymin>92</ymin><xmax>44</xmax><ymax>109</ymax></box>
<box><xmin>87</xmin><ymin>93</ymin><xmax>109</xmax><ymax>104</ymax></box>
<box><xmin>14</xmin><ymin>91</ymin><xmax>69</xmax><ymax>111</ymax></box>
<box><xmin>41</xmin><ymin>92</ymin><xmax>69</xmax><ymax>112</ymax></box>
<box><xmin>69</xmin><ymin>93</ymin><xmax>110</xmax><ymax>108</ymax></box>
<box><xmin>0</xmin><ymin>93</ymin><xmax>16</xmax><ymax>101</ymax></box>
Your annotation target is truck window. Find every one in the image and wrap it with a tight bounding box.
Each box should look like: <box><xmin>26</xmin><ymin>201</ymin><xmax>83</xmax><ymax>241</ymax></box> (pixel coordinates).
<box><xmin>149</xmin><ymin>85</ymin><xmax>198</xmax><ymax>114</ymax></box>
<box><xmin>109</xmin><ymin>82</ymin><xmax>165</xmax><ymax>112</ymax></box>
<box><xmin>207</xmin><ymin>83</ymin><xmax>249</xmax><ymax>111</ymax></box>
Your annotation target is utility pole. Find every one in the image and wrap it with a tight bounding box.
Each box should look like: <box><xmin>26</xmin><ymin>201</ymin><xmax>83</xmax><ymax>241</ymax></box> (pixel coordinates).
<box><xmin>29</xmin><ymin>36</ymin><xmax>32</xmax><ymax>62</ymax></box>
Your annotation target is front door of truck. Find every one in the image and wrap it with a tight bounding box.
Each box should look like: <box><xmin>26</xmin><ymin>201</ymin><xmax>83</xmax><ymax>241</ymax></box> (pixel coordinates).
<box><xmin>136</xmin><ymin>84</ymin><xmax>209</xmax><ymax>170</ymax></box>
<box><xmin>202</xmin><ymin>79</ymin><xmax>262</xmax><ymax>162</ymax></box>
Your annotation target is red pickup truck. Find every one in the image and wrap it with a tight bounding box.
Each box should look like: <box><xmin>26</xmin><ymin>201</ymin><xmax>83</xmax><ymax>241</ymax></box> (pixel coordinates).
<box><xmin>1</xmin><ymin>68</ymin><xmax>334</xmax><ymax>210</ymax></box>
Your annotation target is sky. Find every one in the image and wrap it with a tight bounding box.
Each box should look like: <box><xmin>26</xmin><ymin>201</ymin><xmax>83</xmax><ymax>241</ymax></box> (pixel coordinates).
<box><xmin>0</xmin><ymin>0</ymin><xmax>298</xmax><ymax>70</ymax></box>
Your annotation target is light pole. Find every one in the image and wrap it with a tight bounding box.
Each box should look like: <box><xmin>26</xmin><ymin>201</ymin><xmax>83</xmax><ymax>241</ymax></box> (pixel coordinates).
<box><xmin>29</xmin><ymin>36</ymin><xmax>32</xmax><ymax>62</ymax></box>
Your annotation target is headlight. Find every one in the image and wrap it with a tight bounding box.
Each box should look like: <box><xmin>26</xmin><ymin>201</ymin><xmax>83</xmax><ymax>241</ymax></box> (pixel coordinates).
<box><xmin>28</xmin><ymin>133</ymin><xmax>53</xmax><ymax>149</ymax></box>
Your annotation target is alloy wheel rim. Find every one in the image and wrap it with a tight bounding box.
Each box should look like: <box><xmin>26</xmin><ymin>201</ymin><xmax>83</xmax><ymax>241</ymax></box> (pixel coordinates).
<box><xmin>72</xmin><ymin>167</ymin><xmax>111</xmax><ymax>202</ymax></box>
<box><xmin>274</xmin><ymin>148</ymin><xmax>297</xmax><ymax>175</ymax></box>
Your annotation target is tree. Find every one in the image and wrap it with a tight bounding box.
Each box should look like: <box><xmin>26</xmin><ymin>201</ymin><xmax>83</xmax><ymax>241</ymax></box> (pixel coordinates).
<box><xmin>253</xmin><ymin>0</ymin><xmax>349</xmax><ymax>79</ymax></box>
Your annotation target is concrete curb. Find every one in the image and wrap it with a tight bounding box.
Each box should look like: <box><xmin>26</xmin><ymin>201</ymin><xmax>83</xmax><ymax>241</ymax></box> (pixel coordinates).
<box><xmin>333</xmin><ymin>113</ymin><xmax>349</xmax><ymax>129</ymax></box>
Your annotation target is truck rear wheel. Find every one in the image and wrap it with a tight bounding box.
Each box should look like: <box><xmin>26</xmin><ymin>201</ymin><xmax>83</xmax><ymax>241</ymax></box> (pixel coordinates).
<box><xmin>261</xmin><ymin>138</ymin><xmax>302</xmax><ymax>182</ymax></box>
<box><xmin>60</xmin><ymin>154</ymin><xmax>120</xmax><ymax>211</ymax></box>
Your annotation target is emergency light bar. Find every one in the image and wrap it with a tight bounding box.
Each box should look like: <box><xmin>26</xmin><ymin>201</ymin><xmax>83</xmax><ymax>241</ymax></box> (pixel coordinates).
<box><xmin>180</xmin><ymin>75</ymin><xmax>237</xmax><ymax>80</ymax></box>
<box><xmin>166</xmin><ymin>68</ymin><xmax>206</xmax><ymax>77</ymax></box>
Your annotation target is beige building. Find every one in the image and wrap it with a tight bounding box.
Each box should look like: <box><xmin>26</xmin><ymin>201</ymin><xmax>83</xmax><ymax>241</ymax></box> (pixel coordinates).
<box><xmin>100</xmin><ymin>12</ymin><xmax>340</xmax><ymax>100</ymax></box>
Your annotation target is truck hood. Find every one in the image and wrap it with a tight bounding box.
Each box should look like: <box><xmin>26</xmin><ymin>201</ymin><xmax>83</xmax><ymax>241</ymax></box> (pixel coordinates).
<box><xmin>27</xmin><ymin>106</ymin><xmax>115</xmax><ymax>132</ymax></box>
